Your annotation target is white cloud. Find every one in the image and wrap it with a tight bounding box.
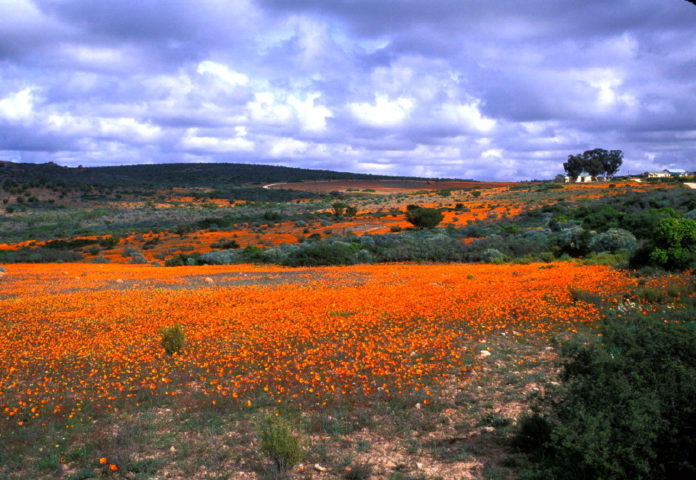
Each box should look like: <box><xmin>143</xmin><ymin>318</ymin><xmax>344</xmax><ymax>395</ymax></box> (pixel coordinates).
<box><xmin>287</xmin><ymin>92</ymin><xmax>332</xmax><ymax>131</ymax></box>
<box><xmin>46</xmin><ymin>113</ymin><xmax>162</xmax><ymax>143</ymax></box>
<box><xmin>247</xmin><ymin>92</ymin><xmax>294</xmax><ymax>124</ymax></box>
<box><xmin>440</xmin><ymin>102</ymin><xmax>496</xmax><ymax>134</ymax></box>
<box><xmin>349</xmin><ymin>95</ymin><xmax>414</xmax><ymax>127</ymax></box>
<box><xmin>577</xmin><ymin>68</ymin><xmax>637</xmax><ymax>111</ymax></box>
<box><xmin>180</xmin><ymin>128</ymin><xmax>254</xmax><ymax>153</ymax></box>
<box><xmin>269</xmin><ymin>137</ymin><xmax>309</xmax><ymax>157</ymax></box>
<box><xmin>0</xmin><ymin>88</ymin><xmax>36</xmax><ymax>124</ymax></box>
<box><xmin>0</xmin><ymin>0</ymin><xmax>694</xmax><ymax>178</ymax></box>
<box><xmin>59</xmin><ymin>45</ymin><xmax>136</xmax><ymax>72</ymax></box>
<box><xmin>197</xmin><ymin>61</ymin><xmax>249</xmax><ymax>87</ymax></box>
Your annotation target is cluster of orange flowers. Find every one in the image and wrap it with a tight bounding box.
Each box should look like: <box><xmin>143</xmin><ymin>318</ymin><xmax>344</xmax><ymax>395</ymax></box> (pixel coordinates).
<box><xmin>0</xmin><ymin>262</ymin><xmax>634</xmax><ymax>427</ymax></box>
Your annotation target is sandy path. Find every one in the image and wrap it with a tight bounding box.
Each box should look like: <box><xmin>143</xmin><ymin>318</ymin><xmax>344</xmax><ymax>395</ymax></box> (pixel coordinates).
<box><xmin>685</xmin><ymin>183</ymin><xmax>696</xmax><ymax>189</ymax></box>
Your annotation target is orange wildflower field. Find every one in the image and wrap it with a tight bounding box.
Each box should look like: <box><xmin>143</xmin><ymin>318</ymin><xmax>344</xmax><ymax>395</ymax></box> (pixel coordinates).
<box><xmin>0</xmin><ymin>262</ymin><xmax>634</xmax><ymax>430</ymax></box>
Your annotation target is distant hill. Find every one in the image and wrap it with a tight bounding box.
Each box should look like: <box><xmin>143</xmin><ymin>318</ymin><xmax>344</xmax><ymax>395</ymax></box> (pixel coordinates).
<box><xmin>0</xmin><ymin>161</ymin><xmax>433</xmax><ymax>188</ymax></box>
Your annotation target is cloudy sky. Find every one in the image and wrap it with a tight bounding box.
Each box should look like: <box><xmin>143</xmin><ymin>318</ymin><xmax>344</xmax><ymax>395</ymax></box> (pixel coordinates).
<box><xmin>0</xmin><ymin>0</ymin><xmax>695</xmax><ymax>180</ymax></box>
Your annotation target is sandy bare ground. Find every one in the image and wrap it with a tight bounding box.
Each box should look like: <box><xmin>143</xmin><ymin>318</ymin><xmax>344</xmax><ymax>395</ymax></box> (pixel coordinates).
<box><xmin>684</xmin><ymin>183</ymin><xmax>696</xmax><ymax>189</ymax></box>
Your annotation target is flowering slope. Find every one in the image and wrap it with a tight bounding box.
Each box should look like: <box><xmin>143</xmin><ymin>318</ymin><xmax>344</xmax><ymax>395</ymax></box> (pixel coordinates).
<box><xmin>0</xmin><ymin>263</ymin><xmax>633</xmax><ymax>427</ymax></box>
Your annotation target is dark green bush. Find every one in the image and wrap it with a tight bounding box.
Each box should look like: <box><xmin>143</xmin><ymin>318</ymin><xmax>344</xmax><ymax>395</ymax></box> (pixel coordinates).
<box><xmin>406</xmin><ymin>207</ymin><xmax>443</xmax><ymax>229</ymax></box>
<box><xmin>211</xmin><ymin>238</ymin><xmax>240</xmax><ymax>249</ymax></box>
<box><xmin>647</xmin><ymin>217</ymin><xmax>696</xmax><ymax>270</ymax></box>
<box><xmin>282</xmin><ymin>241</ymin><xmax>359</xmax><ymax>267</ymax></box>
<box><xmin>0</xmin><ymin>248</ymin><xmax>83</xmax><ymax>263</ymax></box>
<box><xmin>515</xmin><ymin>292</ymin><xmax>696</xmax><ymax>479</ymax></box>
<box><xmin>160</xmin><ymin>324</ymin><xmax>185</xmax><ymax>356</ymax></box>
<box><xmin>589</xmin><ymin>228</ymin><xmax>637</xmax><ymax>254</ymax></box>
<box><xmin>257</xmin><ymin>414</ymin><xmax>304</xmax><ymax>479</ymax></box>
<box><xmin>372</xmin><ymin>232</ymin><xmax>465</xmax><ymax>262</ymax></box>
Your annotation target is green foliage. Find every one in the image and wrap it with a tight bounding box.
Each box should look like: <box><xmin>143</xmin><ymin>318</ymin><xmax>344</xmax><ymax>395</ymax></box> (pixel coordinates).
<box><xmin>43</xmin><ymin>238</ymin><xmax>99</xmax><ymax>250</ymax></box>
<box><xmin>332</xmin><ymin>202</ymin><xmax>358</xmax><ymax>217</ymax></box>
<box><xmin>370</xmin><ymin>231</ymin><xmax>466</xmax><ymax>262</ymax></box>
<box><xmin>0</xmin><ymin>247</ymin><xmax>83</xmax><ymax>263</ymax></box>
<box><xmin>567</xmin><ymin>286</ymin><xmax>602</xmax><ymax>305</ymax></box>
<box><xmin>647</xmin><ymin>217</ymin><xmax>696</xmax><ymax>270</ymax></box>
<box><xmin>98</xmin><ymin>236</ymin><xmax>119</xmax><ymax>248</ymax></box>
<box><xmin>257</xmin><ymin>414</ymin><xmax>304</xmax><ymax>479</ymax></box>
<box><xmin>282</xmin><ymin>241</ymin><xmax>359</xmax><ymax>267</ymax></box>
<box><xmin>211</xmin><ymin>238</ymin><xmax>240</xmax><ymax>249</ymax></box>
<box><xmin>482</xmin><ymin>248</ymin><xmax>505</xmax><ymax>264</ymax></box>
<box><xmin>263</xmin><ymin>211</ymin><xmax>282</xmax><ymax>221</ymax></box>
<box><xmin>516</xmin><ymin>289</ymin><xmax>696</xmax><ymax>479</ymax></box>
<box><xmin>589</xmin><ymin>228</ymin><xmax>637</xmax><ymax>254</ymax></box>
<box><xmin>406</xmin><ymin>207</ymin><xmax>443</xmax><ymax>229</ymax></box>
<box><xmin>564</xmin><ymin>148</ymin><xmax>623</xmax><ymax>180</ymax></box>
<box><xmin>160</xmin><ymin>324</ymin><xmax>185</xmax><ymax>356</ymax></box>
<box><xmin>332</xmin><ymin>202</ymin><xmax>348</xmax><ymax>216</ymax></box>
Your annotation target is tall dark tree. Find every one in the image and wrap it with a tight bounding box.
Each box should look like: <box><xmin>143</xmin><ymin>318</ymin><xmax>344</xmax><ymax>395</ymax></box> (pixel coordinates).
<box><xmin>563</xmin><ymin>154</ymin><xmax>585</xmax><ymax>180</ymax></box>
<box><xmin>601</xmin><ymin>150</ymin><xmax>623</xmax><ymax>179</ymax></box>
<box><xmin>564</xmin><ymin>148</ymin><xmax>623</xmax><ymax>182</ymax></box>
<box><xmin>582</xmin><ymin>149</ymin><xmax>606</xmax><ymax>180</ymax></box>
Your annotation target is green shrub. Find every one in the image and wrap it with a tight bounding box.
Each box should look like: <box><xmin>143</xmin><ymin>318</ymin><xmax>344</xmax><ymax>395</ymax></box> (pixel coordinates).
<box><xmin>0</xmin><ymin>248</ymin><xmax>83</xmax><ymax>263</ymax></box>
<box><xmin>160</xmin><ymin>324</ymin><xmax>185</xmax><ymax>356</ymax></box>
<box><xmin>568</xmin><ymin>286</ymin><xmax>602</xmax><ymax>305</ymax></box>
<box><xmin>282</xmin><ymin>241</ymin><xmax>358</xmax><ymax>266</ymax></box>
<box><xmin>482</xmin><ymin>248</ymin><xmax>505</xmax><ymax>264</ymax></box>
<box><xmin>516</xmin><ymin>293</ymin><xmax>696</xmax><ymax>479</ymax></box>
<box><xmin>589</xmin><ymin>228</ymin><xmax>637</xmax><ymax>254</ymax></box>
<box><xmin>373</xmin><ymin>232</ymin><xmax>465</xmax><ymax>262</ymax></box>
<box><xmin>647</xmin><ymin>217</ymin><xmax>696</xmax><ymax>270</ymax></box>
<box><xmin>257</xmin><ymin>414</ymin><xmax>304</xmax><ymax>479</ymax></box>
<box><xmin>406</xmin><ymin>207</ymin><xmax>443</xmax><ymax>229</ymax></box>
<box><xmin>210</xmin><ymin>238</ymin><xmax>240</xmax><ymax>249</ymax></box>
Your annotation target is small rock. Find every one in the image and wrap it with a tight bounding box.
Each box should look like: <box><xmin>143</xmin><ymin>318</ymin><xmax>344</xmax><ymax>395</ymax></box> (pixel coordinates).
<box><xmin>416</xmin><ymin>462</ymin><xmax>424</xmax><ymax>470</ymax></box>
<box><xmin>479</xmin><ymin>350</ymin><xmax>491</xmax><ymax>358</ymax></box>
<box><xmin>204</xmin><ymin>277</ymin><xmax>214</xmax><ymax>284</ymax></box>
<box><xmin>116</xmin><ymin>278</ymin><xmax>124</xmax><ymax>284</ymax></box>
<box><xmin>415</xmin><ymin>402</ymin><xmax>422</xmax><ymax>409</ymax></box>
<box><xmin>314</xmin><ymin>463</ymin><xmax>327</xmax><ymax>472</ymax></box>
<box><xmin>481</xmin><ymin>426</ymin><xmax>495</xmax><ymax>433</ymax></box>
<box><xmin>170</xmin><ymin>446</ymin><xmax>176</xmax><ymax>453</ymax></box>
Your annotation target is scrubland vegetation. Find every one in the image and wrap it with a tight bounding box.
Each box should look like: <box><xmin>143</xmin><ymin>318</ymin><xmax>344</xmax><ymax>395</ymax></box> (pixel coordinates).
<box><xmin>0</xmin><ymin>162</ymin><xmax>695</xmax><ymax>479</ymax></box>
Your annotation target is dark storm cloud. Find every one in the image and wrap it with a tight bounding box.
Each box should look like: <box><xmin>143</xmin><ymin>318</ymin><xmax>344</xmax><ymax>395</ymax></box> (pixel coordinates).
<box><xmin>0</xmin><ymin>0</ymin><xmax>694</xmax><ymax>179</ymax></box>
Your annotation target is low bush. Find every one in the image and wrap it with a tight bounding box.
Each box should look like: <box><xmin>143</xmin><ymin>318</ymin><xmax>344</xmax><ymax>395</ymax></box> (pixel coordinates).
<box><xmin>160</xmin><ymin>324</ymin><xmax>185</xmax><ymax>356</ymax></box>
<box><xmin>515</xmin><ymin>286</ymin><xmax>696</xmax><ymax>479</ymax></box>
<box><xmin>589</xmin><ymin>228</ymin><xmax>637</xmax><ymax>254</ymax></box>
<box><xmin>282</xmin><ymin>241</ymin><xmax>359</xmax><ymax>267</ymax></box>
<box><xmin>371</xmin><ymin>231</ymin><xmax>465</xmax><ymax>262</ymax></box>
<box><xmin>257</xmin><ymin>414</ymin><xmax>304</xmax><ymax>479</ymax></box>
<box><xmin>0</xmin><ymin>248</ymin><xmax>83</xmax><ymax>263</ymax></box>
<box><xmin>406</xmin><ymin>207</ymin><xmax>443</xmax><ymax>229</ymax></box>
<box><xmin>646</xmin><ymin>217</ymin><xmax>696</xmax><ymax>271</ymax></box>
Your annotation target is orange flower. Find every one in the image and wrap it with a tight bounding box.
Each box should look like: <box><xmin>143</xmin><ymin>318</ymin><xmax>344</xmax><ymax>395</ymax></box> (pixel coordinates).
<box><xmin>109</xmin><ymin>464</ymin><xmax>118</xmax><ymax>471</ymax></box>
<box><xmin>99</xmin><ymin>457</ymin><xmax>107</xmax><ymax>465</ymax></box>
<box><xmin>0</xmin><ymin>261</ymin><xmax>646</xmax><ymax>422</ymax></box>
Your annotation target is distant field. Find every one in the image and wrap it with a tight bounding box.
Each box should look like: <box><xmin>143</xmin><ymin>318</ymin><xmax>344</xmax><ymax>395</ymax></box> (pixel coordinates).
<box><xmin>265</xmin><ymin>179</ymin><xmax>517</xmax><ymax>194</ymax></box>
